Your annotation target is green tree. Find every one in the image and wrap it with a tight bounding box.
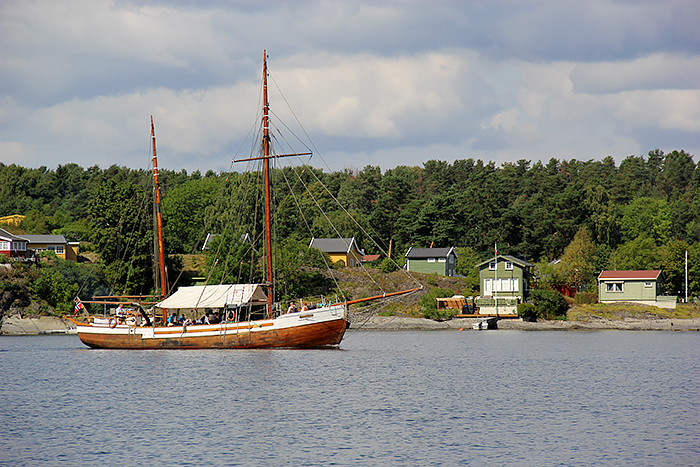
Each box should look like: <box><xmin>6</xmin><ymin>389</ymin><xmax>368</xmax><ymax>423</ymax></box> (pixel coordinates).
<box><xmin>687</xmin><ymin>242</ymin><xmax>700</xmax><ymax>300</ymax></box>
<box><xmin>420</xmin><ymin>287</ymin><xmax>457</xmax><ymax>321</ymax></box>
<box><xmin>274</xmin><ymin>236</ymin><xmax>333</xmax><ymax>302</ymax></box>
<box><xmin>455</xmin><ymin>246</ymin><xmax>480</xmax><ymax>295</ymax></box>
<box><xmin>559</xmin><ymin>227</ymin><xmax>597</xmax><ymax>291</ymax></box>
<box><xmin>608</xmin><ymin>235</ymin><xmax>660</xmax><ymax>271</ymax></box>
<box><xmin>660</xmin><ymin>150</ymin><xmax>695</xmax><ymax>200</ymax></box>
<box><xmin>619</xmin><ymin>197</ymin><xmax>671</xmax><ymax>244</ymax></box>
<box><xmin>660</xmin><ymin>239</ymin><xmax>690</xmax><ymax>296</ymax></box>
<box><xmin>528</xmin><ymin>289</ymin><xmax>568</xmax><ymax>319</ymax></box>
<box><xmin>532</xmin><ymin>260</ymin><xmax>567</xmax><ymax>290</ymax></box>
<box><xmin>88</xmin><ymin>177</ymin><xmax>154</xmax><ymax>294</ymax></box>
<box><xmin>162</xmin><ymin>177</ymin><xmax>221</xmax><ymax>253</ymax></box>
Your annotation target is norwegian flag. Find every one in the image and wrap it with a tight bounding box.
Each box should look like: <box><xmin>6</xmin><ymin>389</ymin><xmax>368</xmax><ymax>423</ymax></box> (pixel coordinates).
<box><xmin>74</xmin><ymin>297</ymin><xmax>86</xmax><ymax>315</ymax></box>
<box><xmin>494</xmin><ymin>243</ymin><xmax>498</xmax><ymax>258</ymax></box>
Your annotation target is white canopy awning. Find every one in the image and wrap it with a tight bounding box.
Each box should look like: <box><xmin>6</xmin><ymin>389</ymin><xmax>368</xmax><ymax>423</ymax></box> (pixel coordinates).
<box><xmin>156</xmin><ymin>284</ymin><xmax>268</xmax><ymax>309</ymax></box>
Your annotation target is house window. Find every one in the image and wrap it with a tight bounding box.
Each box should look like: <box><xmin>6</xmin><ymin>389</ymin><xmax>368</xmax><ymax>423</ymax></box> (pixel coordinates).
<box><xmin>488</xmin><ymin>261</ymin><xmax>497</xmax><ymax>270</ymax></box>
<box><xmin>644</xmin><ymin>282</ymin><xmax>653</xmax><ymax>288</ymax></box>
<box><xmin>427</xmin><ymin>258</ymin><xmax>436</xmax><ymax>263</ymax></box>
<box><xmin>48</xmin><ymin>245</ymin><xmax>65</xmax><ymax>255</ymax></box>
<box><xmin>438</xmin><ymin>258</ymin><xmax>446</xmax><ymax>262</ymax></box>
<box><xmin>483</xmin><ymin>278</ymin><xmax>519</xmax><ymax>295</ymax></box>
<box><xmin>505</xmin><ymin>261</ymin><xmax>513</xmax><ymax>270</ymax></box>
<box><xmin>11</xmin><ymin>242</ymin><xmax>26</xmax><ymax>251</ymax></box>
<box><xmin>0</xmin><ymin>241</ymin><xmax>9</xmax><ymax>250</ymax></box>
<box><xmin>349</xmin><ymin>258</ymin><xmax>354</xmax><ymax>267</ymax></box>
<box><xmin>606</xmin><ymin>283</ymin><xmax>623</xmax><ymax>292</ymax></box>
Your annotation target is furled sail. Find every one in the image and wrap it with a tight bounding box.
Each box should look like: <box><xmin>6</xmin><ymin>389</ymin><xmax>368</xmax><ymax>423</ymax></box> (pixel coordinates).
<box><xmin>156</xmin><ymin>284</ymin><xmax>268</xmax><ymax>309</ymax></box>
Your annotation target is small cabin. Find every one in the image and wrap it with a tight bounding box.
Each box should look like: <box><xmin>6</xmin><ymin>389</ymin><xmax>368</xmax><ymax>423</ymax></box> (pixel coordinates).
<box><xmin>309</xmin><ymin>237</ymin><xmax>364</xmax><ymax>267</ymax></box>
<box><xmin>597</xmin><ymin>270</ymin><xmax>677</xmax><ymax>309</ymax></box>
<box><xmin>404</xmin><ymin>247</ymin><xmax>457</xmax><ymax>276</ymax></box>
<box><xmin>475</xmin><ymin>255</ymin><xmax>533</xmax><ymax>315</ymax></box>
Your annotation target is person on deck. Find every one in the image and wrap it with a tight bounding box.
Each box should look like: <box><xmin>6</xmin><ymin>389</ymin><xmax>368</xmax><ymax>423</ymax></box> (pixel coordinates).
<box><xmin>167</xmin><ymin>313</ymin><xmax>177</xmax><ymax>326</ymax></box>
<box><xmin>287</xmin><ymin>302</ymin><xmax>297</xmax><ymax>314</ymax></box>
<box><xmin>116</xmin><ymin>304</ymin><xmax>125</xmax><ymax>324</ymax></box>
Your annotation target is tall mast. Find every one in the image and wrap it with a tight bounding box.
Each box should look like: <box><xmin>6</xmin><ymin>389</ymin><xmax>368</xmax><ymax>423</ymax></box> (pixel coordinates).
<box><xmin>262</xmin><ymin>51</ymin><xmax>274</xmax><ymax>317</ymax></box>
<box><xmin>233</xmin><ymin>52</ymin><xmax>312</xmax><ymax>318</ymax></box>
<box><xmin>151</xmin><ymin>116</ymin><xmax>168</xmax><ymax>324</ymax></box>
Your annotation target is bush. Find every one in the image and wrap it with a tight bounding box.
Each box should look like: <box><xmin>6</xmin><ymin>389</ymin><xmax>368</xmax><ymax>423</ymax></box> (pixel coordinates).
<box><xmin>529</xmin><ymin>289</ymin><xmax>569</xmax><ymax>319</ymax></box>
<box><xmin>517</xmin><ymin>303</ymin><xmax>538</xmax><ymax>321</ymax></box>
<box><xmin>422</xmin><ymin>307</ymin><xmax>458</xmax><ymax>321</ymax></box>
<box><xmin>420</xmin><ymin>287</ymin><xmax>457</xmax><ymax>321</ymax></box>
<box><xmin>574</xmin><ymin>292</ymin><xmax>597</xmax><ymax>304</ymax></box>
<box><xmin>380</xmin><ymin>258</ymin><xmax>398</xmax><ymax>273</ymax></box>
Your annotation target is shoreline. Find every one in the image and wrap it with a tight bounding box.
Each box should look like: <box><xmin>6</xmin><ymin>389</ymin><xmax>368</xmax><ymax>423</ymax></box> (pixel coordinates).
<box><xmin>0</xmin><ymin>315</ymin><xmax>77</xmax><ymax>335</ymax></box>
<box><xmin>2</xmin><ymin>314</ymin><xmax>700</xmax><ymax>336</ymax></box>
<box><xmin>348</xmin><ymin>314</ymin><xmax>700</xmax><ymax>331</ymax></box>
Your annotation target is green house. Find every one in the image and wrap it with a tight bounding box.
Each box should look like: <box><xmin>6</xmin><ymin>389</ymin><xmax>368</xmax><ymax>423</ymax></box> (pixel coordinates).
<box><xmin>404</xmin><ymin>247</ymin><xmax>457</xmax><ymax>276</ymax></box>
<box><xmin>475</xmin><ymin>255</ymin><xmax>533</xmax><ymax>315</ymax></box>
<box><xmin>598</xmin><ymin>270</ymin><xmax>677</xmax><ymax>309</ymax></box>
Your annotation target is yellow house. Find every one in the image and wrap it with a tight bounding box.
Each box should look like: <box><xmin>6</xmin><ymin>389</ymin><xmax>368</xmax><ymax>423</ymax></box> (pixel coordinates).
<box><xmin>22</xmin><ymin>235</ymin><xmax>79</xmax><ymax>262</ymax></box>
<box><xmin>309</xmin><ymin>237</ymin><xmax>364</xmax><ymax>267</ymax></box>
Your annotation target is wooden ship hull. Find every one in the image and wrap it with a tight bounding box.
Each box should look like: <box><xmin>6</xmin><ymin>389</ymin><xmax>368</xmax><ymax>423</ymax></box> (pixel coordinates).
<box><xmin>67</xmin><ymin>305</ymin><xmax>348</xmax><ymax>349</ymax></box>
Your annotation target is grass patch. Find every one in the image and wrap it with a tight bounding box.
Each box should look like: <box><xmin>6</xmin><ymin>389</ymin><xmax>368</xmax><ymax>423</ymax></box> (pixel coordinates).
<box><xmin>568</xmin><ymin>303</ymin><xmax>700</xmax><ymax>321</ymax></box>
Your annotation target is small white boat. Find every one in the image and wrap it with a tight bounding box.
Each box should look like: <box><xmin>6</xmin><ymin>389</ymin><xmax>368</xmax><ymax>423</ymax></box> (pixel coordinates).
<box><xmin>473</xmin><ymin>318</ymin><xmax>498</xmax><ymax>330</ymax></box>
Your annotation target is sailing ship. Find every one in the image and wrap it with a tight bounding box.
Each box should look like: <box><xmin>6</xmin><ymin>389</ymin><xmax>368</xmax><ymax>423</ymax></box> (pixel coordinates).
<box><xmin>66</xmin><ymin>52</ymin><xmax>420</xmax><ymax>349</ymax></box>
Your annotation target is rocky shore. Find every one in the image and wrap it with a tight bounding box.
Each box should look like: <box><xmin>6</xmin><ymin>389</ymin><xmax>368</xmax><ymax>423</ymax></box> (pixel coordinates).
<box><xmin>2</xmin><ymin>314</ymin><xmax>700</xmax><ymax>336</ymax></box>
<box><xmin>1</xmin><ymin>315</ymin><xmax>76</xmax><ymax>335</ymax></box>
<box><xmin>348</xmin><ymin>314</ymin><xmax>700</xmax><ymax>331</ymax></box>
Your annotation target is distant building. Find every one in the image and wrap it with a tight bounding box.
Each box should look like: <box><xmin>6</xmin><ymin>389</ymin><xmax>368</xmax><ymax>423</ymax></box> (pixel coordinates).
<box><xmin>0</xmin><ymin>228</ymin><xmax>28</xmax><ymax>258</ymax></box>
<box><xmin>598</xmin><ymin>270</ymin><xmax>677</xmax><ymax>308</ymax></box>
<box><xmin>404</xmin><ymin>247</ymin><xmax>457</xmax><ymax>276</ymax></box>
<box><xmin>309</xmin><ymin>237</ymin><xmax>364</xmax><ymax>267</ymax></box>
<box><xmin>475</xmin><ymin>255</ymin><xmax>533</xmax><ymax>315</ymax></box>
<box><xmin>22</xmin><ymin>234</ymin><xmax>79</xmax><ymax>262</ymax></box>
<box><xmin>0</xmin><ymin>228</ymin><xmax>79</xmax><ymax>262</ymax></box>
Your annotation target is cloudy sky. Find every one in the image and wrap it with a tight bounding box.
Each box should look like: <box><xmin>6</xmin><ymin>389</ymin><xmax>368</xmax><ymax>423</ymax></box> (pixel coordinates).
<box><xmin>1</xmin><ymin>0</ymin><xmax>699</xmax><ymax>174</ymax></box>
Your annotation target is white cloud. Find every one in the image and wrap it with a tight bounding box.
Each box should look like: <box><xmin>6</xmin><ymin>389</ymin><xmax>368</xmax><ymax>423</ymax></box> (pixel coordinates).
<box><xmin>571</xmin><ymin>54</ymin><xmax>700</xmax><ymax>93</ymax></box>
<box><xmin>1</xmin><ymin>0</ymin><xmax>699</xmax><ymax>174</ymax></box>
<box><xmin>271</xmin><ymin>52</ymin><xmax>468</xmax><ymax>139</ymax></box>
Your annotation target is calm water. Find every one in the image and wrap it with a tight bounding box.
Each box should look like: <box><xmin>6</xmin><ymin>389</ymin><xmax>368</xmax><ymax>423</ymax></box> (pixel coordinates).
<box><xmin>1</xmin><ymin>330</ymin><xmax>699</xmax><ymax>466</ymax></box>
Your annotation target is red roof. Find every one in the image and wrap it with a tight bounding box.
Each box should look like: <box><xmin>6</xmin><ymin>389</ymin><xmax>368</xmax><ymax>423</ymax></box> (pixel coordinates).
<box><xmin>363</xmin><ymin>254</ymin><xmax>381</xmax><ymax>262</ymax></box>
<box><xmin>598</xmin><ymin>270</ymin><xmax>661</xmax><ymax>280</ymax></box>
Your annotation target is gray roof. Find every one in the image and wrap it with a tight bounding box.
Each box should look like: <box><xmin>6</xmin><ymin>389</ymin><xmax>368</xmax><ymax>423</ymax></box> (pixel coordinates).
<box><xmin>0</xmin><ymin>228</ymin><xmax>28</xmax><ymax>242</ymax></box>
<box><xmin>476</xmin><ymin>254</ymin><xmax>533</xmax><ymax>268</ymax></box>
<box><xmin>21</xmin><ymin>235</ymin><xmax>67</xmax><ymax>244</ymax></box>
<box><xmin>405</xmin><ymin>247</ymin><xmax>456</xmax><ymax>259</ymax></box>
<box><xmin>309</xmin><ymin>237</ymin><xmax>358</xmax><ymax>254</ymax></box>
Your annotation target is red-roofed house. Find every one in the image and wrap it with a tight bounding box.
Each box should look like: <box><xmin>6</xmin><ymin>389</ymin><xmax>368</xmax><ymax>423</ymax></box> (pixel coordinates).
<box><xmin>0</xmin><ymin>228</ymin><xmax>28</xmax><ymax>258</ymax></box>
<box><xmin>597</xmin><ymin>270</ymin><xmax>677</xmax><ymax>308</ymax></box>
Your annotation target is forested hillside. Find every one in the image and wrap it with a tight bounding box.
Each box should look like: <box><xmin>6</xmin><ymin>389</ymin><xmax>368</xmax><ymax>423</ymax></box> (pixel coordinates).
<box><xmin>1</xmin><ymin>148</ymin><xmax>698</xmax><ymax>312</ymax></box>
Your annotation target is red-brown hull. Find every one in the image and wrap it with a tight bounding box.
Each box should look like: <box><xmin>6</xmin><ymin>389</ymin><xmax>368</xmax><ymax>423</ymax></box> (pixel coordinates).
<box><xmin>71</xmin><ymin>317</ymin><xmax>349</xmax><ymax>350</ymax></box>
